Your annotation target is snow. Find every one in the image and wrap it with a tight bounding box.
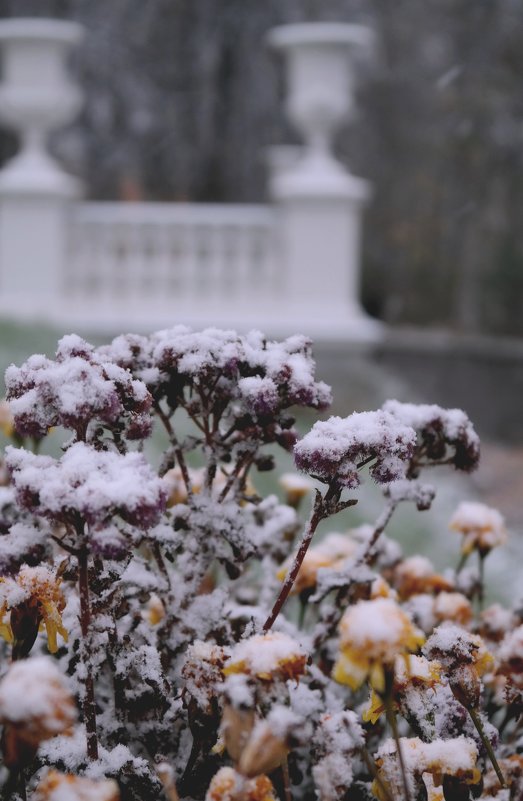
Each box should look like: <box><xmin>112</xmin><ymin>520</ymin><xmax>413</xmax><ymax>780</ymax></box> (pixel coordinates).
<box><xmin>376</xmin><ymin>735</ymin><xmax>478</xmax><ymax>779</ymax></box>
<box><xmin>0</xmin><ymin>656</ymin><xmax>75</xmax><ymax>731</ymax></box>
<box><xmin>6</xmin><ymin>442</ymin><xmax>167</xmax><ymax>529</ymax></box>
<box><xmin>294</xmin><ymin>410</ymin><xmax>416</xmax><ymax>487</ymax></box>
<box><xmin>225</xmin><ymin>632</ymin><xmax>307</xmax><ymax>679</ymax></box>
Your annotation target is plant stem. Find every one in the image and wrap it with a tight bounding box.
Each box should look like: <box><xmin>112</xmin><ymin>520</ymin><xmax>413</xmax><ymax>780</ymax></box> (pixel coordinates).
<box><xmin>359</xmin><ymin>501</ymin><xmax>397</xmax><ymax>566</ymax></box>
<box><xmin>385</xmin><ymin>697</ymin><xmax>411</xmax><ymax>801</ymax></box>
<box><xmin>281</xmin><ymin>756</ymin><xmax>292</xmax><ymax>801</ymax></box>
<box><xmin>456</xmin><ymin>551</ymin><xmax>469</xmax><ymax>574</ymax></box>
<box><xmin>78</xmin><ymin>545</ymin><xmax>99</xmax><ymax>761</ymax></box>
<box><xmin>468</xmin><ymin>706</ymin><xmax>506</xmax><ymax>789</ymax></box>
<box><xmin>477</xmin><ymin>552</ymin><xmax>485</xmax><ymax>610</ymax></box>
<box><xmin>263</xmin><ymin>486</ymin><xmax>338</xmax><ymax>632</ymax></box>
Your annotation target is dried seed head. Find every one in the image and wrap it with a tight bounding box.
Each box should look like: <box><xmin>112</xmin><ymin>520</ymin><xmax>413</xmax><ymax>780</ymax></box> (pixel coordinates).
<box><xmin>0</xmin><ymin>657</ymin><xmax>75</xmax><ymax>767</ymax></box>
<box><xmin>205</xmin><ymin>767</ymin><xmax>276</xmax><ymax>801</ymax></box>
<box><xmin>33</xmin><ymin>770</ymin><xmax>120</xmax><ymax>801</ymax></box>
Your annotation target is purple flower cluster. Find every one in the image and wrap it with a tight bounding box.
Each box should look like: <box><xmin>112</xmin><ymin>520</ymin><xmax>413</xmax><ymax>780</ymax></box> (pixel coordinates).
<box><xmin>102</xmin><ymin>327</ymin><xmax>332</xmax><ymax>454</ymax></box>
<box><xmin>6</xmin><ymin>334</ymin><xmax>153</xmax><ymax>442</ymax></box>
<box><xmin>5</xmin><ymin>443</ymin><xmax>167</xmax><ymax>530</ymax></box>
<box><xmin>382</xmin><ymin>400</ymin><xmax>480</xmax><ymax>473</ymax></box>
<box><xmin>294</xmin><ymin>411</ymin><xmax>417</xmax><ymax>488</ymax></box>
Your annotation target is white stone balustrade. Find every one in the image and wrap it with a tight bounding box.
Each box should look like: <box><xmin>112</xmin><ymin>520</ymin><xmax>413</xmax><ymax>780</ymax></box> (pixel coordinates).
<box><xmin>0</xmin><ymin>17</ymin><xmax>381</xmax><ymax>341</ymax></box>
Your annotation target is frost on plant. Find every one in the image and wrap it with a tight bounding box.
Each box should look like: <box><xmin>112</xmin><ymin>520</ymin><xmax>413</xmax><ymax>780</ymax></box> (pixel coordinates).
<box><xmin>0</xmin><ymin>327</ymin><xmax>518</xmax><ymax>801</ymax></box>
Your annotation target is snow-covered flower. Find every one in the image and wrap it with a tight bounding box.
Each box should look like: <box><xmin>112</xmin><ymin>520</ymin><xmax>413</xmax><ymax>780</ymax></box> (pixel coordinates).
<box><xmin>6</xmin><ymin>443</ymin><xmax>167</xmax><ymax>530</ymax></box>
<box><xmin>278</xmin><ymin>472</ymin><xmax>314</xmax><ymax>508</ymax></box>
<box><xmin>0</xmin><ymin>565</ymin><xmax>67</xmax><ymax>654</ymax></box>
<box><xmin>224</xmin><ymin>633</ymin><xmax>307</xmax><ymax>683</ymax></box>
<box><xmin>0</xmin><ymin>657</ymin><xmax>75</xmax><ymax>767</ymax></box>
<box><xmin>205</xmin><ymin>767</ymin><xmax>276</xmax><ymax>801</ymax></box>
<box><xmin>424</xmin><ymin>623</ymin><xmax>493</xmax><ymax>708</ymax></box>
<box><xmin>182</xmin><ymin>640</ymin><xmax>230</xmax><ymax>715</ymax></box>
<box><xmin>433</xmin><ymin>591</ymin><xmax>472</xmax><ymax>627</ymax></box>
<box><xmin>372</xmin><ymin>736</ymin><xmax>480</xmax><ymax>801</ymax></box>
<box><xmin>363</xmin><ymin>655</ymin><xmax>441</xmax><ymax>724</ymax></box>
<box><xmin>276</xmin><ymin>532</ymin><xmax>358</xmax><ymax>596</ymax></box>
<box><xmin>294</xmin><ymin>411</ymin><xmax>416</xmax><ymax>488</ymax></box>
<box><xmin>393</xmin><ymin>555</ymin><xmax>453</xmax><ymax>600</ymax></box>
<box><xmin>33</xmin><ymin>770</ymin><xmax>120</xmax><ymax>801</ymax></box>
<box><xmin>450</xmin><ymin>501</ymin><xmax>507</xmax><ymax>556</ymax></box>
<box><xmin>382</xmin><ymin>400</ymin><xmax>480</xmax><ymax>473</ymax></box>
<box><xmin>333</xmin><ymin>598</ymin><xmax>425</xmax><ymax>692</ymax></box>
<box><xmin>6</xmin><ymin>334</ymin><xmax>152</xmax><ymax>441</ymax></box>
<box><xmin>497</xmin><ymin>625</ymin><xmax>523</xmax><ymax>690</ymax></box>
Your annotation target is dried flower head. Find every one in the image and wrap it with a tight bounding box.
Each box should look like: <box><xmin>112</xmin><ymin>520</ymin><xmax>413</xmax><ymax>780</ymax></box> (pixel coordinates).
<box><xmin>394</xmin><ymin>555</ymin><xmax>453</xmax><ymax>600</ymax></box>
<box><xmin>33</xmin><ymin>770</ymin><xmax>120</xmax><ymax>801</ymax></box>
<box><xmin>382</xmin><ymin>400</ymin><xmax>480</xmax><ymax>473</ymax></box>
<box><xmin>333</xmin><ymin>598</ymin><xmax>425</xmax><ymax>692</ymax></box>
<box><xmin>224</xmin><ymin>633</ymin><xmax>307</xmax><ymax>683</ymax></box>
<box><xmin>372</xmin><ymin>736</ymin><xmax>480</xmax><ymax>801</ymax></box>
<box><xmin>424</xmin><ymin>623</ymin><xmax>493</xmax><ymax>708</ymax></box>
<box><xmin>6</xmin><ymin>443</ymin><xmax>166</xmax><ymax>530</ymax></box>
<box><xmin>182</xmin><ymin>640</ymin><xmax>230</xmax><ymax>714</ymax></box>
<box><xmin>0</xmin><ymin>564</ymin><xmax>67</xmax><ymax>655</ymax></box>
<box><xmin>5</xmin><ymin>334</ymin><xmax>152</xmax><ymax>441</ymax></box>
<box><xmin>497</xmin><ymin>625</ymin><xmax>523</xmax><ymax>690</ymax></box>
<box><xmin>276</xmin><ymin>532</ymin><xmax>357</xmax><ymax>596</ymax></box>
<box><xmin>205</xmin><ymin>767</ymin><xmax>276</xmax><ymax>801</ymax></box>
<box><xmin>363</xmin><ymin>654</ymin><xmax>441</xmax><ymax>724</ymax></box>
<box><xmin>278</xmin><ymin>472</ymin><xmax>314</xmax><ymax>508</ymax></box>
<box><xmin>294</xmin><ymin>411</ymin><xmax>416</xmax><ymax>488</ymax></box>
<box><xmin>450</xmin><ymin>501</ymin><xmax>507</xmax><ymax>556</ymax></box>
<box><xmin>0</xmin><ymin>657</ymin><xmax>75</xmax><ymax>767</ymax></box>
<box><xmin>433</xmin><ymin>592</ymin><xmax>472</xmax><ymax>627</ymax></box>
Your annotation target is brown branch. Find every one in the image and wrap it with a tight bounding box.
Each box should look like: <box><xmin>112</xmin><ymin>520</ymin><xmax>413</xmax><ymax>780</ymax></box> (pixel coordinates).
<box><xmin>153</xmin><ymin>400</ymin><xmax>192</xmax><ymax>496</ymax></box>
<box><xmin>263</xmin><ymin>485</ymin><xmax>341</xmax><ymax>632</ymax></box>
<box><xmin>77</xmin><ymin>544</ymin><xmax>99</xmax><ymax>761</ymax></box>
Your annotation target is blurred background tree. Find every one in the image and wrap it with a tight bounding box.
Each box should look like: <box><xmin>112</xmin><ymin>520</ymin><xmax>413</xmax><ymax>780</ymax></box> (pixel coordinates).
<box><xmin>1</xmin><ymin>0</ymin><xmax>522</xmax><ymax>337</ymax></box>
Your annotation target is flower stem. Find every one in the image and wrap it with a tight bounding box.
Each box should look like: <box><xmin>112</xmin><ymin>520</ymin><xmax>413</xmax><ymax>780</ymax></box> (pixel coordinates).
<box><xmin>385</xmin><ymin>697</ymin><xmax>411</xmax><ymax>801</ymax></box>
<box><xmin>468</xmin><ymin>706</ymin><xmax>505</xmax><ymax>789</ymax></box>
<box><xmin>263</xmin><ymin>485</ymin><xmax>339</xmax><ymax>632</ymax></box>
<box><xmin>78</xmin><ymin>545</ymin><xmax>99</xmax><ymax>761</ymax></box>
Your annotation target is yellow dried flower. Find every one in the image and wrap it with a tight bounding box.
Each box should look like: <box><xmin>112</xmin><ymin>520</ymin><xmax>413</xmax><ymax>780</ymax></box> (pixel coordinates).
<box><xmin>0</xmin><ymin>657</ymin><xmax>76</xmax><ymax>768</ymax></box>
<box><xmin>450</xmin><ymin>501</ymin><xmax>507</xmax><ymax>556</ymax></box>
<box><xmin>278</xmin><ymin>472</ymin><xmax>314</xmax><ymax>508</ymax></box>
<box><xmin>333</xmin><ymin>598</ymin><xmax>425</xmax><ymax>693</ymax></box>
<box><xmin>224</xmin><ymin>633</ymin><xmax>307</xmax><ymax>683</ymax></box>
<box><xmin>362</xmin><ymin>655</ymin><xmax>441</xmax><ymax>725</ymax></box>
<box><xmin>0</xmin><ymin>565</ymin><xmax>68</xmax><ymax>655</ymax></box>
<box><xmin>394</xmin><ymin>556</ymin><xmax>453</xmax><ymax>600</ymax></box>
<box><xmin>372</xmin><ymin>737</ymin><xmax>480</xmax><ymax>801</ymax></box>
<box><xmin>34</xmin><ymin>770</ymin><xmax>120</xmax><ymax>801</ymax></box>
<box><xmin>205</xmin><ymin>767</ymin><xmax>276</xmax><ymax>801</ymax></box>
<box><xmin>276</xmin><ymin>532</ymin><xmax>357</xmax><ymax>596</ymax></box>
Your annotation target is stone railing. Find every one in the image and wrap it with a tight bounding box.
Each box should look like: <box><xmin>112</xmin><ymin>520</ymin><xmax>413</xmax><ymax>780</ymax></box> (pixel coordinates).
<box><xmin>0</xmin><ymin>17</ymin><xmax>380</xmax><ymax>340</ymax></box>
<box><xmin>64</xmin><ymin>202</ymin><xmax>278</xmax><ymax>331</ymax></box>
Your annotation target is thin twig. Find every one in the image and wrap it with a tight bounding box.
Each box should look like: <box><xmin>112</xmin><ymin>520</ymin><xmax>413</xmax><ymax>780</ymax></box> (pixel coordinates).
<box><xmin>386</xmin><ymin>697</ymin><xmax>411</xmax><ymax>801</ymax></box>
<box><xmin>263</xmin><ymin>485</ymin><xmax>339</xmax><ymax>632</ymax></box>
<box><xmin>78</xmin><ymin>543</ymin><xmax>99</xmax><ymax>761</ymax></box>
<box><xmin>468</xmin><ymin>706</ymin><xmax>506</xmax><ymax>789</ymax></box>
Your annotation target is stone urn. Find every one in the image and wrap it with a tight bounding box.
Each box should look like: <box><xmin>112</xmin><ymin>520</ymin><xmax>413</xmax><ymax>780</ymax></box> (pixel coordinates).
<box><xmin>267</xmin><ymin>22</ymin><xmax>373</xmax><ymax>193</ymax></box>
<box><xmin>0</xmin><ymin>17</ymin><xmax>83</xmax><ymax>195</ymax></box>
